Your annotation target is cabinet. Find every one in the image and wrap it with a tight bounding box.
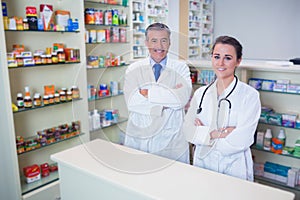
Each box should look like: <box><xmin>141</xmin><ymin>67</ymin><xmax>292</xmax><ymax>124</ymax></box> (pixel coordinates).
<box><xmin>0</xmin><ymin>0</ymin><xmax>89</xmax><ymax>199</ymax></box>
<box><xmin>84</xmin><ymin>0</ymin><xmax>130</xmax><ymax>144</ymax></box>
<box><xmin>131</xmin><ymin>0</ymin><xmax>168</xmax><ymax>60</ymax></box>
<box><xmin>240</xmin><ymin>64</ymin><xmax>300</xmax><ymax>199</ymax></box>
<box><xmin>188</xmin><ymin>60</ymin><xmax>300</xmax><ymax>199</ymax></box>
<box><xmin>179</xmin><ymin>0</ymin><xmax>214</xmax><ymax>60</ymax></box>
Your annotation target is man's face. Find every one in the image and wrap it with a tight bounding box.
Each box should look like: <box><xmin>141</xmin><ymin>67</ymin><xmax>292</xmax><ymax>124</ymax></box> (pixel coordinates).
<box><xmin>145</xmin><ymin>30</ymin><xmax>170</xmax><ymax>63</ymax></box>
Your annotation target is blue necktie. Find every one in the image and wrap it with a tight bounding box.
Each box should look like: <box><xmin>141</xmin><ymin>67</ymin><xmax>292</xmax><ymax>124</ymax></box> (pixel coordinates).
<box><xmin>153</xmin><ymin>63</ymin><xmax>162</xmax><ymax>81</ymax></box>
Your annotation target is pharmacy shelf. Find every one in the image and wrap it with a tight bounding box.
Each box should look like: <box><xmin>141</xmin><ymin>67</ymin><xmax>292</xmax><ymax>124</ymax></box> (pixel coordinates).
<box><xmin>258</xmin><ymin>122</ymin><xmax>300</xmax><ymax>130</ymax></box>
<box><xmin>18</xmin><ymin>132</ymin><xmax>85</xmax><ymax>155</ymax></box>
<box><xmin>84</xmin><ymin>0</ymin><xmax>128</xmax><ymax>7</ymax></box>
<box><xmin>90</xmin><ymin>117</ymin><xmax>128</xmax><ymax>132</ymax></box>
<box><xmin>87</xmin><ymin>63</ymin><xmax>129</xmax><ymax>70</ymax></box>
<box><xmin>85</xmin><ymin>42</ymin><xmax>129</xmax><ymax>44</ymax></box>
<box><xmin>255</xmin><ymin>175</ymin><xmax>300</xmax><ymax>192</ymax></box>
<box><xmin>8</xmin><ymin>61</ymin><xmax>81</xmax><ymax>69</ymax></box>
<box><xmin>258</xmin><ymin>89</ymin><xmax>300</xmax><ymax>96</ymax></box>
<box><xmin>251</xmin><ymin>145</ymin><xmax>300</xmax><ymax>160</ymax></box>
<box><xmin>5</xmin><ymin>30</ymin><xmax>79</xmax><ymax>33</ymax></box>
<box><xmin>13</xmin><ymin>98</ymin><xmax>82</xmax><ymax>114</ymax></box>
<box><xmin>88</xmin><ymin>92</ymin><xmax>124</xmax><ymax>102</ymax></box>
<box><xmin>85</xmin><ymin>24</ymin><xmax>129</xmax><ymax>28</ymax></box>
<box><xmin>21</xmin><ymin>171</ymin><xmax>58</xmax><ymax>195</ymax></box>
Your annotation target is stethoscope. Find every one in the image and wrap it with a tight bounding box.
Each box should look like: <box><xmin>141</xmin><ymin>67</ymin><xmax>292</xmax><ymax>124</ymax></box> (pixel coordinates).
<box><xmin>197</xmin><ymin>75</ymin><xmax>238</xmax><ymax>128</ymax></box>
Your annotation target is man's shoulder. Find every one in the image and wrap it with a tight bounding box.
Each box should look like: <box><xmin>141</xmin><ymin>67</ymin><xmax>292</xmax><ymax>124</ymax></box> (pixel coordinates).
<box><xmin>167</xmin><ymin>58</ymin><xmax>188</xmax><ymax>67</ymax></box>
<box><xmin>127</xmin><ymin>58</ymin><xmax>149</xmax><ymax>71</ymax></box>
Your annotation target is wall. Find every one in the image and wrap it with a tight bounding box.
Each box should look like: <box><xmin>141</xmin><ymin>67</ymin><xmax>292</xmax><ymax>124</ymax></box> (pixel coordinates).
<box><xmin>167</xmin><ymin>0</ymin><xmax>180</xmax><ymax>59</ymax></box>
<box><xmin>214</xmin><ymin>0</ymin><xmax>300</xmax><ymax>60</ymax></box>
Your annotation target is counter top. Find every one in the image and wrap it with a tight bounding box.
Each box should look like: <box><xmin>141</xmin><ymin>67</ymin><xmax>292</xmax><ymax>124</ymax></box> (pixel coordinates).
<box><xmin>51</xmin><ymin>139</ymin><xmax>294</xmax><ymax>200</ymax></box>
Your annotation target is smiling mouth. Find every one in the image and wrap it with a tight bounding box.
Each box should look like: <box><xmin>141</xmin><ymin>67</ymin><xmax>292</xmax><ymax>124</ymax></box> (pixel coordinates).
<box><xmin>154</xmin><ymin>49</ymin><xmax>165</xmax><ymax>53</ymax></box>
<box><xmin>217</xmin><ymin>68</ymin><xmax>226</xmax><ymax>71</ymax></box>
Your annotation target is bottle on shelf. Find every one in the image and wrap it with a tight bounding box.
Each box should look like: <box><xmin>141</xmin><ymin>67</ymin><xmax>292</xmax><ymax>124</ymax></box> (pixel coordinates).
<box><xmin>17</xmin><ymin>93</ymin><xmax>24</xmax><ymax>109</ymax></box>
<box><xmin>92</xmin><ymin>109</ymin><xmax>101</xmax><ymax>130</ymax></box>
<box><xmin>278</xmin><ymin>129</ymin><xmax>286</xmax><ymax>147</ymax></box>
<box><xmin>24</xmin><ymin>86</ymin><xmax>32</xmax><ymax>108</ymax></box>
<box><xmin>89</xmin><ymin>111</ymin><xmax>93</xmax><ymax>132</ymax></box>
<box><xmin>263</xmin><ymin>128</ymin><xmax>272</xmax><ymax>151</ymax></box>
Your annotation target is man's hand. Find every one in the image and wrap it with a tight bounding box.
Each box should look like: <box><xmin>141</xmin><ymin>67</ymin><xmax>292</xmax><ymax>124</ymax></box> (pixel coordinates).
<box><xmin>139</xmin><ymin>89</ymin><xmax>148</xmax><ymax>98</ymax></box>
<box><xmin>175</xmin><ymin>83</ymin><xmax>183</xmax><ymax>89</ymax></box>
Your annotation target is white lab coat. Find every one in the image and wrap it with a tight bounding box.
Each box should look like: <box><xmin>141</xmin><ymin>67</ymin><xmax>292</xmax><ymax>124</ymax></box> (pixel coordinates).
<box><xmin>123</xmin><ymin>58</ymin><xmax>192</xmax><ymax>163</ymax></box>
<box><xmin>183</xmin><ymin>78</ymin><xmax>261</xmax><ymax>180</ymax></box>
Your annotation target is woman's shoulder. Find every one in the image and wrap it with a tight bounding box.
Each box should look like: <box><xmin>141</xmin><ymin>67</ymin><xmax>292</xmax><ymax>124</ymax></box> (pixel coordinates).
<box><xmin>238</xmin><ymin>80</ymin><xmax>259</xmax><ymax>96</ymax></box>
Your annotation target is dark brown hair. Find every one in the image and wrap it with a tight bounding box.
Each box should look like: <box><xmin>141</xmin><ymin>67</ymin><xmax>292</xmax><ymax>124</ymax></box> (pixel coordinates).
<box><xmin>211</xmin><ymin>36</ymin><xmax>243</xmax><ymax>60</ymax></box>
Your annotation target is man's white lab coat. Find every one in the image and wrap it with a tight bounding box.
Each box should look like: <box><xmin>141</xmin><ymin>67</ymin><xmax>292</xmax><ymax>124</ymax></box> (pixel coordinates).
<box><xmin>124</xmin><ymin>58</ymin><xmax>192</xmax><ymax>163</ymax></box>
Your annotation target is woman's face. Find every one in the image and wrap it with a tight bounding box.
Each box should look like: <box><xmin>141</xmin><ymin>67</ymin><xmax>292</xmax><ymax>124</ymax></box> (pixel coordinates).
<box><xmin>211</xmin><ymin>43</ymin><xmax>241</xmax><ymax>80</ymax></box>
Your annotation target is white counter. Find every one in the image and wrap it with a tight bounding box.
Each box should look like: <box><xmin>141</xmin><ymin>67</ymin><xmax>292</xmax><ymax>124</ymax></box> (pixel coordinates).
<box><xmin>51</xmin><ymin>139</ymin><xmax>294</xmax><ymax>200</ymax></box>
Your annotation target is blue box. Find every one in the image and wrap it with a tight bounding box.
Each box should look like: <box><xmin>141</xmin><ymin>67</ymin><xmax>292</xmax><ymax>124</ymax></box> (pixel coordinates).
<box><xmin>2</xmin><ymin>2</ymin><xmax>7</xmax><ymax>16</ymax></box>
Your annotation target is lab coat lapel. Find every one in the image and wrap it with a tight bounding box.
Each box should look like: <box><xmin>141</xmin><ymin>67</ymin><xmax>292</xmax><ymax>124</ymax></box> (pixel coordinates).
<box><xmin>209</xmin><ymin>82</ymin><xmax>219</xmax><ymax>131</ymax></box>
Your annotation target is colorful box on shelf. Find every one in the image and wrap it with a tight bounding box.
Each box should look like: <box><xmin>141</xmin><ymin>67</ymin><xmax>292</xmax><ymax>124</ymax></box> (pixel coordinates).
<box><xmin>23</xmin><ymin>164</ymin><xmax>41</xmax><ymax>184</ymax></box>
<box><xmin>282</xmin><ymin>113</ymin><xmax>297</xmax><ymax>128</ymax></box>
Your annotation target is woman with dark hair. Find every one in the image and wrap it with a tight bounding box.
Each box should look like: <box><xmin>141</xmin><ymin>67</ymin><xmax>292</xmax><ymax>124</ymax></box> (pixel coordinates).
<box><xmin>183</xmin><ymin>36</ymin><xmax>261</xmax><ymax>180</ymax></box>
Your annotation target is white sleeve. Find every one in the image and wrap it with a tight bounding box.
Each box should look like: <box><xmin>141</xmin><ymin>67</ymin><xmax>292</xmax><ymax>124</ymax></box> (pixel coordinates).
<box><xmin>215</xmin><ymin>90</ymin><xmax>261</xmax><ymax>156</ymax></box>
<box><xmin>148</xmin><ymin>63</ymin><xmax>192</xmax><ymax>109</ymax></box>
<box><xmin>183</xmin><ymin>88</ymin><xmax>211</xmax><ymax>145</ymax></box>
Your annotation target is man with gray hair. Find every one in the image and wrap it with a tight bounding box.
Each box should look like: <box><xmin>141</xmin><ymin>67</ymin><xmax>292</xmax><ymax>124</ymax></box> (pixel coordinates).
<box><xmin>123</xmin><ymin>23</ymin><xmax>192</xmax><ymax>163</ymax></box>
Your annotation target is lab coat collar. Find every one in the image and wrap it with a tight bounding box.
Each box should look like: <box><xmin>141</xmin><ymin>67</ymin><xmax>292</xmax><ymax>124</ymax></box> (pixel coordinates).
<box><xmin>149</xmin><ymin>56</ymin><xmax>167</xmax><ymax>69</ymax></box>
<box><xmin>216</xmin><ymin>77</ymin><xmax>238</xmax><ymax>99</ymax></box>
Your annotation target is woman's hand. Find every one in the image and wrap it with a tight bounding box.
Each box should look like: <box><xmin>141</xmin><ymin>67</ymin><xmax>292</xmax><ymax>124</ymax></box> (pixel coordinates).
<box><xmin>210</xmin><ymin>127</ymin><xmax>236</xmax><ymax>139</ymax></box>
<box><xmin>194</xmin><ymin>118</ymin><xmax>203</xmax><ymax>126</ymax></box>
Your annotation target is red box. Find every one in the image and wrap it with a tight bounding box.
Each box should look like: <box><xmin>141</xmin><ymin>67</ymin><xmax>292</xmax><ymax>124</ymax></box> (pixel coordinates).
<box><xmin>40</xmin><ymin>163</ymin><xmax>50</xmax><ymax>177</ymax></box>
<box><xmin>23</xmin><ymin>164</ymin><xmax>41</xmax><ymax>183</ymax></box>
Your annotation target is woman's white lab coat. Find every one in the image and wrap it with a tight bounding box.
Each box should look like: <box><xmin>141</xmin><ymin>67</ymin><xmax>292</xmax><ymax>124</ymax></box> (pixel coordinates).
<box><xmin>123</xmin><ymin>58</ymin><xmax>192</xmax><ymax>163</ymax></box>
<box><xmin>183</xmin><ymin>78</ymin><xmax>261</xmax><ymax>180</ymax></box>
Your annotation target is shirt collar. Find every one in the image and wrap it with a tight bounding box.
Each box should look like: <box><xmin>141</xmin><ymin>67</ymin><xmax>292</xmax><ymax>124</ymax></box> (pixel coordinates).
<box><xmin>150</xmin><ymin>57</ymin><xmax>167</xmax><ymax>69</ymax></box>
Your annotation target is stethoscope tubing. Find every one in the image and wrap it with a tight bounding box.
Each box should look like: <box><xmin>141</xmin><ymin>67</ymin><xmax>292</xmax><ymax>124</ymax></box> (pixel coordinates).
<box><xmin>197</xmin><ymin>75</ymin><xmax>238</xmax><ymax>114</ymax></box>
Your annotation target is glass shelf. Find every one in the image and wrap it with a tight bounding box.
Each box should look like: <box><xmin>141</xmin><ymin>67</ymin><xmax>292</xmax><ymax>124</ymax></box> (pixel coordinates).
<box><xmin>5</xmin><ymin>29</ymin><xmax>79</xmax><ymax>33</ymax></box>
<box><xmin>85</xmin><ymin>24</ymin><xmax>129</xmax><ymax>27</ymax></box>
<box><xmin>258</xmin><ymin>89</ymin><xmax>300</xmax><ymax>96</ymax></box>
<box><xmin>8</xmin><ymin>61</ymin><xmax>81</xmax><ymax>69</ymax></box>
<box><xmin>85</xmin><ymin>42</ymin><xmax>129</xmax><ymax>44</ymax></box>
<box><xmin>255</xmin><ymin>175</ymin><xmax>300</xmax><ymax>192</ymax></box>
<box><xmin>90</xmin><ymin>117</ymin><xmax>128</xmax><ymax>132</ymax></box>
<box><xmin>84</xmin><ymin>0</ymin><xmax>128</xmax><ymax>7</ymax></box>
<box><xmin>88</xmin><ymin>92</ymin><xmax>123</xmax><ymax>102</ymax></box>
<box><xmin>13</xmin><ymin>98</ymin><xmax>82</xmax><ymax>114</ymax></box>
<box><xmin>21</xmin><ymin>170</ymin><xmax>59</xmax><ymax>195</ymax></box>
<box><xmin>251</xmin><ymin>145</ymin><xmax>300</xmax><ymax>160</ymax></box>
<box><xmin>258</xmin><ymin>121</ymin><xmax>300</xmax><ymax>131</ymax></box>
<box><xmin>18</xmin><ymin>132</ymin><xmax>84</xmax><ymax>155</ymax></box>
<box><xmin>87</xmin><ymin>63</ymin><xmax>128</xmax><ymax>69</ymax></box>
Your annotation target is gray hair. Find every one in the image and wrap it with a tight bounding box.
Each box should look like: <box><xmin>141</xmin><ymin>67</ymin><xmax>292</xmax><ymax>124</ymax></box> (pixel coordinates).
<box><xmin>145</xmin><ymin>23</ymin><xmax>171</xmax><ymax>40</ymax></box>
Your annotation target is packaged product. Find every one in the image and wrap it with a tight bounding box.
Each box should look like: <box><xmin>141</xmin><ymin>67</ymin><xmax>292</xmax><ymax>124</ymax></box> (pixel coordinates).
<box><xmin>26</xmin><ymin>6</ymin><xmax>38</xmax><ymax>30</ymax></box>
<box><xmin>55</xmin><ymin>10</ymin><xmax>70</xmax><ymax>30</ymax></box>
<box><xmin>23</xmin><ymin>164</ymin><xmax>41</xmax><ymax>183</ymax></box>
<box><xmin>40</xmin><ymin>4</ymin><xmax>54</xmax><ymax>30</ymax></box>
<box><xmin>40</xmin><ymin>163</ymin><xmax>50</xmax><ymax>177</ymax></box>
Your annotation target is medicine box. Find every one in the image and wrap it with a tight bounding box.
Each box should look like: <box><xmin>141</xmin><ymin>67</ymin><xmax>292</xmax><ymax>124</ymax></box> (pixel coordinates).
<box><xmin>256</xmin><ymin>131</ymin><xmax>264</xmax><ymax>149</ymax></box>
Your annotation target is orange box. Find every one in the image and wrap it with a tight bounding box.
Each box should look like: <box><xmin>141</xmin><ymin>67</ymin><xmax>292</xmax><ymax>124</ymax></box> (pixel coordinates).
<box><xmin>44</xmin><ymin>85</ymin><xmax>55</xmax><ymax>95</ymax></box>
